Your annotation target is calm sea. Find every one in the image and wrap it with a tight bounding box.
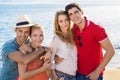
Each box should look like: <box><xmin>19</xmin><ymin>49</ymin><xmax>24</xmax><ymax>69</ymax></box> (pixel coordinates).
<box><xmin>0</xmin><ymin>3</ymin><xmax>120</xmax><ymax>69</ymax></box>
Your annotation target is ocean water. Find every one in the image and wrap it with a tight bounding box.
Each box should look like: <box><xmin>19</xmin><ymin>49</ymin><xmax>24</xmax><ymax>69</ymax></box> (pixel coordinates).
<box><xmin>0</xmin><ymin>3</ymin><xmax>120</xmax><ymax>69</ymax></box>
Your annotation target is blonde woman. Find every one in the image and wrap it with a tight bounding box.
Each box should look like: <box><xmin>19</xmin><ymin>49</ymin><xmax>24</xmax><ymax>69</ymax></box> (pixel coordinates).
<box><xmin>49</xmin><ymin>10</ymin><xmax>77</xmax><ymax>80</ymax></box>
<box><xmin>17</xmin><ymin>24</ymin><xmax>51</xmax><ymax>80</ymax></box>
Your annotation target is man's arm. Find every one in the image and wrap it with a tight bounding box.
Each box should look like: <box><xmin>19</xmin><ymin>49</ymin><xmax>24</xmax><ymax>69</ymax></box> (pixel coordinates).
<box><xmin>87</xmin><ymin>38</ymin><xmax>115</xmax><ymax>80</ymax></box>
<box><xmin>8</xmin><ymin>48</ymin><xmax>45</xmax><ymax>64</ymax></box>
<box><xmin>54</xmin><ymin>55</ymin><xmax>64</xmax><ymax>64</ymax></box>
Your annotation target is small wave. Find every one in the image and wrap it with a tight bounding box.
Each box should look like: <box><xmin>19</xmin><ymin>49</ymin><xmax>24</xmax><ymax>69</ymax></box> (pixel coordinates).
<box><xmin>115</xmin><ymin>46</ymin><xmax>120</xmax><ymax>49</ymax></box>
<box><xmin>0</xmin><ymin>59</ymin><xmax>2</xmax><ymax>62</ymax></box>
<box><xmin>0</xmin><ymin>60</ymin><xmax>2</xmax><ymax>68</ymax></box>
<box><xmin>0</xmin><ymin>56</ymin><xmax>2</xmax><ymax>62</ymax></box>
<box><xmin>114</xmin><ymin>45</ymin><xmax>120</xmax><ymax>49</ymax></box>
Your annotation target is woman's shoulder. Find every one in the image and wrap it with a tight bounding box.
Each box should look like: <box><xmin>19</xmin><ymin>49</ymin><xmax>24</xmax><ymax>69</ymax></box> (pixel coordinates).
<box><xmin>51</xmin><ymin>34</ymin><xmax>60</xmax><ymax>41</ymax></box>
<box><xmin>53</xmin><ymin>34</ymin><xmax>59</xmax><ymax>38</ymax></box>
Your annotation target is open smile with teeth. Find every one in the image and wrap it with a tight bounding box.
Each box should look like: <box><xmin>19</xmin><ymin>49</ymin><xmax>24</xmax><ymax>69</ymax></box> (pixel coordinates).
<box><xmin>21</xmin><ymin>37</ymin><xmax>25</xmax><ymax>40</ymax></box>
<box><xmin>36</xmin><ymin>41</ymin><xmax>42</xmax><ymax>44</ymax></box>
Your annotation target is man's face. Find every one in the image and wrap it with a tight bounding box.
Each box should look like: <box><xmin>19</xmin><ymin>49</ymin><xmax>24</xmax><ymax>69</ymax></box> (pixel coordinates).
<box><xmin>68</xmin><ymin>7</ymin><xmax>84</xmax><ymax>25</ymax></box>
<box><xmin>15</xmin><ymin>27</ymin><xmax>30</xmax><ymax>44</ymax></box>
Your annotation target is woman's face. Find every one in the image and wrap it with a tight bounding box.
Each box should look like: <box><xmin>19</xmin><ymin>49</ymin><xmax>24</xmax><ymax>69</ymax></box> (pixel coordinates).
<box><xmin>58</xmin><ymin>14</ymin><xmax>70</xmax><ymax>33</ymax></box>
<box><xmin>30</xmin><ymin>29</ymin><xmax>44</xmax><ymax>47</ymax></box>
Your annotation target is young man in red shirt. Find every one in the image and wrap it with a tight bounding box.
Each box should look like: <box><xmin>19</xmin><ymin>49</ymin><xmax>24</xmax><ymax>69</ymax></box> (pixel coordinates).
<box><xmin>65</xmin><ymin>3</ymin><xmax>115</xmax><ymax>80</ymax></box>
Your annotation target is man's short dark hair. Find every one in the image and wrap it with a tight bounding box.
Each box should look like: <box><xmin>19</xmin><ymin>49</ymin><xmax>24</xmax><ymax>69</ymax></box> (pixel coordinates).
<box><xmin>65</xmin><ymin>3</ymin><xmax>82</xmax><ymax>13</ymax></box>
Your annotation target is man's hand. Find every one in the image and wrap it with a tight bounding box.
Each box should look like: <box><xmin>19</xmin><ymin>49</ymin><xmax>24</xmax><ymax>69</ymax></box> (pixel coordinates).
<box><xmin>55</xmin><ymin>55</ymin><xmax>64</xmax><ymax>64</ymax></box>
<box><xmin>19</xmin><ymin>43</ymin><xmax>32</xmax><ymax>54</ymax></box>
<box><xmin>86</xmin><ymin>70</ymin><xmax>99</xmax><ymax>80</ymax></box>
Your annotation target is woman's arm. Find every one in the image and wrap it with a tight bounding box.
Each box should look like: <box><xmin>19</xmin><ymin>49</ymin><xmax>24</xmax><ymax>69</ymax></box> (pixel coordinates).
<box><xmin>43</xmin><ymin>47</ymin><xmax>52</xmax><ymax>78</ymax></box>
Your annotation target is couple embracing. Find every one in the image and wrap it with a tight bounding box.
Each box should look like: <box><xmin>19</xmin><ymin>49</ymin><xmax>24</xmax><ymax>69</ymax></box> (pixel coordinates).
<box><xmin>50</xmin><ymin>3</ymin><xmax>115</xmax><ymax>80</ymax></box>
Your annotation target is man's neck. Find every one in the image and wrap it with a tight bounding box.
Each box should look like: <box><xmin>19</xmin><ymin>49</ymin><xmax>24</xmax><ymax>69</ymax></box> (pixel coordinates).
<box><xmin>77</xmin><ymin>18</ymin><xmax>85</xmax><ymax>32</ymax></box>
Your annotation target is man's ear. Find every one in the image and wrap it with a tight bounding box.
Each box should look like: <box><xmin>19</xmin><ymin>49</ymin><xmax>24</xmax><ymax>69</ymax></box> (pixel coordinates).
<box><xmin>14</xmin><ymin>27</ymin><xmax>17</xmax><ymax>32</ymax></box>
<box><xmin>81</xmin><ymin>10</ymin><xmax>84</xmax><ymax>15</ymax></box>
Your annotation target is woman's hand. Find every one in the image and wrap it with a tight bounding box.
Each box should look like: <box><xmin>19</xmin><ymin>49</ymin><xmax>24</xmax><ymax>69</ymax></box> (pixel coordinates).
<box><xmin>42</xmin><ymin>60</ymin><xmax>51</xmax><ymax>71</ymax></box>
<box><xmin>44</xmin><ymin>48</ymin><xmax>51</xmax><ymax>60</ymax></box>
<box><xmin>59</xmin><ymin>77</ymin><xmax>64</xmax><ymax>80</ymax></box>
<box><xmin>39</xmin><ymin>47</ymin><xmax>51</xmax><ymax>61</ymax></box>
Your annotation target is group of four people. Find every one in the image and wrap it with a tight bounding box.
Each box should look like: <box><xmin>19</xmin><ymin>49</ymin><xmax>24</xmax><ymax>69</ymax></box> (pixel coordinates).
<box><xmin>0</xmin><ymin>3</ymin><xmax>115</xmax><ymax>80</ymax></box>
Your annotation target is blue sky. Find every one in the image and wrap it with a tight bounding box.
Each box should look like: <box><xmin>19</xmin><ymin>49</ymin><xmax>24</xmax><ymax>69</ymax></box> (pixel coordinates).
<box><xmin>0</xmin><ymin>0</ymin><xmax>120</xmax><ymax>4</ymax></box>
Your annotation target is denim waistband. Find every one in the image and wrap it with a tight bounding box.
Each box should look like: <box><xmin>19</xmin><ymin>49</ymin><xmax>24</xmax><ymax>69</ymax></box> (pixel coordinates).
<box><xmin>55</xmin><ymin>69</ymin><xmax>74</xmax><ymax>77</ymax></box>
<box><xmin>76</xmin><ymin>73</ymin><xmax>103</xmax><ymax>80</ymax></box>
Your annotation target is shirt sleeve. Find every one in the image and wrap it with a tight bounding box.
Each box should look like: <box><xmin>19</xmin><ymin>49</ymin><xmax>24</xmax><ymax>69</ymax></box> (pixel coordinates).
<box><xmin>92</xmin><ymin>25</ymin><xmax>108</xmax><ymax>43</ymax></box>
<box><xmin>48</xmin><ymin>36</ymin><xmax>58</xmax><ymax>69</ymax></box>
<box><xmin>2</xmin><ymin>43</ymin><xmax>17</xmax><ymax>57</ymax></box>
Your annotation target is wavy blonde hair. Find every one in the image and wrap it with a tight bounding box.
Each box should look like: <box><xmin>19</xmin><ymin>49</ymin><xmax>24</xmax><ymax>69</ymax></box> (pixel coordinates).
<box><xmin>54</xmin><ymin>10</ymin><xmax>75</xmax><ymax>45</ymax></box>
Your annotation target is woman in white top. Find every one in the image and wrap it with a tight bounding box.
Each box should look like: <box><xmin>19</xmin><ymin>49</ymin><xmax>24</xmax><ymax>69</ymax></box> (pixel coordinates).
<box><xmin>49</xmin><ymin>10</ymin><xmax>77</xmax><ymax>80</ymax></box>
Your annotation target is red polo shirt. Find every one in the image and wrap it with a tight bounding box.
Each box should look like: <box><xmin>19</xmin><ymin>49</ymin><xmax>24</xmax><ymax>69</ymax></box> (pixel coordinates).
<box><xmin>73</xmin><ymin>17</ymin><xmax>108</xmax><ymax>75</ymax></box>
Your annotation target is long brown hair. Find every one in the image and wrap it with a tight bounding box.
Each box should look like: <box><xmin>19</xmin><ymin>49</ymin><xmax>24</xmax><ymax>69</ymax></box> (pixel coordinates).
<box><xmin>54</xmin><ymin>10</ymin><xmax>75</xmax><ymax>45</ymax></box>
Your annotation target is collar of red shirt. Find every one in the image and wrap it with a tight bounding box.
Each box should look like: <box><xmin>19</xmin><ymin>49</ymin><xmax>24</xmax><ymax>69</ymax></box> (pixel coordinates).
<box><xmin>73</xmin><ymin>17</ymin><xmax>90</xmax><ymax>33</ymax></box>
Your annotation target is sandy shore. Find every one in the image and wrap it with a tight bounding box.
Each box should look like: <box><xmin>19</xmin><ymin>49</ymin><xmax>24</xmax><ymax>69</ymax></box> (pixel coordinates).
<box><xmin>104</xmin><ymin>68</ymin><xmax>120</xmax><ymax>80</ymax></box>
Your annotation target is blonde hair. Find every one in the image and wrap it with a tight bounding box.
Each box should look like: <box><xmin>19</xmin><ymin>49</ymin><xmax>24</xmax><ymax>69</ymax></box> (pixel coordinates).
<box><xmin>30</xmin><ymin>24</ymin><xmax>44</xmax><ymax>35</ymax></box>
<box><xmin>54</xmin><ymin>10</ymin><xmax>75</xmax><ymax>45</ymax></box>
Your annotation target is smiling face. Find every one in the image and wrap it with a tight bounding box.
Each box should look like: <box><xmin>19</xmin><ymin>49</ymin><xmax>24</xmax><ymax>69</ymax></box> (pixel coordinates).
<box><xmin>30</xmin><ymin>25</ymin><xmax>44</xmax><ymax>48</ymax></box>
<box><xmin>54</xmin><ymin>10</ymin><xmax>70</xmax><ymax>34</ymax></box>
<box><xmin>68</xmin><ymin>7</ymin><xmax>84</xmax><ymax>25</ymax></box>
<box><xmin>15</xmin><ymin>27</ymin><xmax>30</xmax><ymax>45</ymax></box>
<box><xmin>58</xmin><ymin>14</ymin><xmax>70</xmax><ymax>33</ymax></box>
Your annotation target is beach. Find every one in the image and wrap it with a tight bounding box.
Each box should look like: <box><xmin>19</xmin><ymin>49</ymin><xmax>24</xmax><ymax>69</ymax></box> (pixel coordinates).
<box><xmin>0</xmin><ymin>2</ymin><xmax>120</xmax><ymax>79</ymax></box>
<box><xmin>104</xmin><ymin>68</ymin><xmax>120</xmax><ymax>80</ymax></box>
